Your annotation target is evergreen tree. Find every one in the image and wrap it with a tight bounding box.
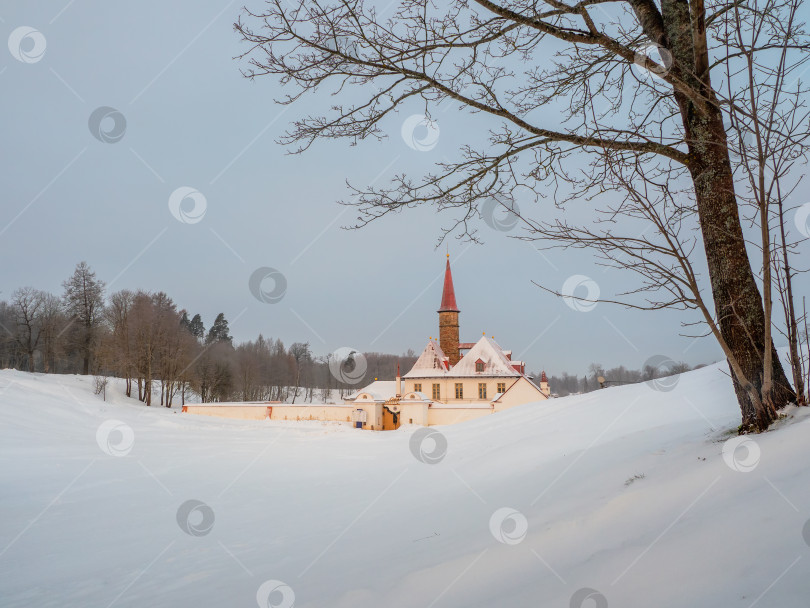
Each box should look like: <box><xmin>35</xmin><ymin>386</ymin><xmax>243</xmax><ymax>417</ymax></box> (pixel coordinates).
<box><xmin>206</xmin><ymin>313</ymin><xmax>232</xmax><ymax>345</ymax></box>
<box><xmin>188</xmin><ymin>314</ymin><xmax>205</xmax><ymax>342</ymax></box>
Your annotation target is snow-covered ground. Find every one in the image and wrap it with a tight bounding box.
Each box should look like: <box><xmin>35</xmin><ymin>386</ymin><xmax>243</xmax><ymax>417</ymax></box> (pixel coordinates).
<box><xmin>1</xmin><ymin>363</ymin><xmax>809</xmax><ymax>608</ymax></box>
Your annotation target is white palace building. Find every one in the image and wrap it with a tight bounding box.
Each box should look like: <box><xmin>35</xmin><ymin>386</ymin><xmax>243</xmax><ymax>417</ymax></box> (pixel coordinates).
<box><xmin>184</xmin><ymin>256</ymin><xmax>550</xmax><ymax>430</ymax></box>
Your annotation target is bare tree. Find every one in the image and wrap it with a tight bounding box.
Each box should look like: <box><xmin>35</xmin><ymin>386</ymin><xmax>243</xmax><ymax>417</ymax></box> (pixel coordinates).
<box><xmin>38</xmin><ymin>292</ymin><xmax>65</xmax><ymax>374</ymax></box>
<box><xmin>130</xmin><ymin>291</ymin><xmax>159</xmax><ymax>405</ymax></box>
<box><xmin>106</xmin><ymin>290</ymin><xmax>136</xmax><ymax>397</ymax></box>
<box><xmin>235</xmin><ymin>0</ymin><xmax>802</xmax><ymax>430</ymax></box>
<box><xmin>11</xmin><ymin>287</ymin><xmax>43</xmax><ymax>372</ymax></box>
<box><xmin>289</xmin><ymin>341</ymin><xmax>311</xmax><ymax>404</ymax></box>
<box><xmin>722</xmin><ymin>0</ymin><xmax>810</xmax><ymax>408</ymax></box>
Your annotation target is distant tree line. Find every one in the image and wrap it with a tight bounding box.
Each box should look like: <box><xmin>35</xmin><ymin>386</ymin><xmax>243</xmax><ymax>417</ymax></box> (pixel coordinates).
<box><xmin>1</xmin><ymin>261</ymin><xmax>717</xmax><ymax>404</ymax></box>
<box><xmin>540</xmin><ymin>361</ymin><xmax>698</xmax><ymax>398</ymax></box>
<box><xmin>0</xmin><ymin>262</ymin><xmax>416</xmax><ymax>406</ymax></box>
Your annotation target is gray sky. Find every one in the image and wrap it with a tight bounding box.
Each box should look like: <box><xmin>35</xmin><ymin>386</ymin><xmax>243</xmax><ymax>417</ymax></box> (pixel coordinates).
<box><xmin>3</xmin><ymin>1</ymin><xmax>804</xmax><ymax>377</ymax></box>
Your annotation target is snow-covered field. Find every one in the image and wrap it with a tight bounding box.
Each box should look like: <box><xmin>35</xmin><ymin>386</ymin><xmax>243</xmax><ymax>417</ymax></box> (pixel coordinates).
<box><xmin>1</xmin><ymin>363</ymin><xmax>809</xmax><ymax>608</ymax></box>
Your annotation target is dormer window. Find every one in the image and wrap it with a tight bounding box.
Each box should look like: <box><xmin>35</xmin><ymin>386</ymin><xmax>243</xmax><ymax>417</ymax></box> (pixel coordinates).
<box><xmin>475</xmin><ymin>359</ymin><xmax>485</xmax><ymax>372</ymax></box>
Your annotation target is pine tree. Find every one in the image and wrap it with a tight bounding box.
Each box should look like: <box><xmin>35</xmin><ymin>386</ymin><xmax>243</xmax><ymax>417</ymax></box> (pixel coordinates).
<box><xmin>206</xmin><ymin>313</ymin><xmax>232</xmax><ymax>345</ymax></box>
<box><xmin>188</xmin><ymin>314</ymin><xmax>205</xmax><ymax>342</ymax></box>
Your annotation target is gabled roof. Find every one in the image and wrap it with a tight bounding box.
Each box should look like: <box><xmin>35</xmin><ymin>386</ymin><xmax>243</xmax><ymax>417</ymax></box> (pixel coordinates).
<box><xmin>492</xmin><ymin>375</ymin><xmax>547</xmax><ymax>402</ymax></box>
<box><xmin>403</xmin><ymin>339</ymin><xmax>449</xmax><ymax>378</ymax></box>
<box><xmin>449</xmin><ymin>335</ymin><xmax>522</xmax><ymax>377</ymax></box>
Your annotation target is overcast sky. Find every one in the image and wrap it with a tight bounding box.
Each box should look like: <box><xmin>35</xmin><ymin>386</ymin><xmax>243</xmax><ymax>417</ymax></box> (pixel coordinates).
<box><xmin>3</xmin><ymin>1</ymin><xmax>807</xmax><ymax>377</ymax></box>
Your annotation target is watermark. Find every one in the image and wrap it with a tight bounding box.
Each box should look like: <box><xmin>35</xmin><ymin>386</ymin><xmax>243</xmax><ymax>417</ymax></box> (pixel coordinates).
<box><xmin>256</xmin><ymin>580</ymin><xmax>295</xmax><ymax>608</ymax></box>
<box><xmin>409</xmin><ymin>427</ymin><xmax>448</xmax><ymax>464</ymax></box>
<box><xmin>802</xmin><ymin>519</ymin><xmax>810</xmax><ymax>547</ymax></box>
<box><xmin>561</xmin><ymin>275</ymin><xmax>600</xmax><ymax>312</ymax></box>
<box><xmin>168</xmin><ymin>187</ymin><xmax>207</xmax><ymax>224</ymax></box>
<box><xmin>722</xmin><ymin>436</ymin><xmax>761</xmax><ymax>473</ymax></box>
<box><xmin>489</xmin><ymin>507</ymin><xmax>528</xmax><ymax>545</ymax></box>
<box><xmin>88</xmin><ymin>106</ymin><xmax>127</xmax><ymax>144</ymax></box>
<box><xmin>632</xmin><ymin>42</ymin><xmax>673</xmax><ymax>81</ymax></box>
<box><xmin>96</xmin><ymin>419</ymin><xmax>135</xmax><ymax>457</ymax></box>
<box><xmin>795</xmin><ymin>202</ymin><xmax>810</xmax><ymax>238</ymax></box>
<box><xmin>481</xmin><ymin>196</ymin><xmax>520</xmax><ymax>232</ymax></box>
<box><xmin>643</xmin><ymin>355</ymin><xmax>681</xmax><ymax>392</ymax></box>
<box><xmin>176</xmin><ymin>499</ymin><xmax>215</xmax><ymax>536</ymax></box>
<box><xmin>401</xmin><ymin>114</ymin><xmax>440</xmax><ymax>152</ymax></box>
<box><xmin>325</xmin><ymin>34</ymin><xmax>358</xmax><ymax>58</ymax></box>
<box><xmin>570</xmin><ymin>588</ymin><xmax>608</xmax><ymax>608</ymax></box>
<box><xmin>249</xmin><ymin>267</ymin><xmax>287</xmax><ymax>304</ymax></box>
<box><xmin>328</xmin><ymin>347</ymin><xmax>367</xmax><ymax>385</ymax></box>
<box><xmin>8</xmin><ymin>26</ymin><xmax>46</xmax><ymax>63</ymax></box>
<box><xmin>723</xmin><ymin>118</ymin><xmax>756</xmax><ymax>150</ymax></box>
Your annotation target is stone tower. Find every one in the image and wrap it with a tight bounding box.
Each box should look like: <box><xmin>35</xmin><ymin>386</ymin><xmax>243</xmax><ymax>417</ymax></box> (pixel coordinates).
<box><xmin>438</xmin><ymin>255</ymin><xmax>461</xmax><ymax>366</ymax></box>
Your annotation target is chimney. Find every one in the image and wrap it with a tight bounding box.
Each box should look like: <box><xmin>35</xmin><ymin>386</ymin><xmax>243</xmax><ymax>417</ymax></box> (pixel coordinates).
<box><xmin>396</xmin><ymin>363</ymin><xmax>401</xmax><ymax>397</ymax></box>
<box><xmin>438</xmin><ymin>255</ymin><xmax>461</xmax><ymax>366</ymax></box>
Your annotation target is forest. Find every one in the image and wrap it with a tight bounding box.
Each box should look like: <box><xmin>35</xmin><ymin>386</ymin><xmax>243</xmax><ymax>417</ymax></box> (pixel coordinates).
<box><xmin>0</xmin><ymin>262</ymin><xmax>418</xmax><ymax>406</ymax></box>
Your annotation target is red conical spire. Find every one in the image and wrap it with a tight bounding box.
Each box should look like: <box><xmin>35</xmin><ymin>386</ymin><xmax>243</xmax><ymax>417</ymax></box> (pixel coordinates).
<box><xmin>438</xmin><ymin>255</ymin><xmax>460</xmax><ymax>312</ymax></box>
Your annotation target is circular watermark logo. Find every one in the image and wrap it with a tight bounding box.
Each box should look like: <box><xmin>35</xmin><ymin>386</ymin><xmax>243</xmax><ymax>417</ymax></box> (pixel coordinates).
<box><xmin>723</xmin><ymin>119</ymin><xmax>756</xmax><ymax>150</ymax></box>
<box><xmin>96</xmin><ymin>419</ymin><xmax>135</xmax><ymax>457</ymax></box>
<box><xmin>570</xmin><ymin>588</ymin><xmax>608</xmax><ymax>608</ymax></box>
<box><xmin>176</xmin><ymin>499</ymin><xmax>215</xmax><ymax>536</ymax></box>
<box><xmin>329</xmin><ymin>347</ymin><xmax>367</xmax><ymax>385</ymax></box>
<box><xmin>256</xmin><ymin>580</ymin><xmax>296</xmax><ymax>608</ymax></box>
<box><xmin>489</xmin><ymin>507</ymin><xmax>528</xmax><ymax>545</ymax></box>
<box><xmin>409</xmin><ymin>427</ymin><xmax>448</xmax><ymax>464</ymax></box>
<box><xmin>401</xmin><ymin>114</ymin><xmax>440</xmax><ymax>152</ymax></box>
<box><xmin>795</xmin><ymin>202</ymin><xmax>810</xmax><ymax>238</ymax></box>
<box><xmin>481</xmin><ymin>196</ymin><xmax>520</xmax><ymax>232</ymax></box>
<box><xmin>249</xmin><ymin>267</ymin><xmax>287</xmax><ymax>304</ymax></box>
<box><xmin>802</xmin><ymin>519</ymin><xmax>810</xmax><ymax>547</ymax></box>
<box><xmin>8</xmin><ymin>26</ymin><xmax>46</xmax><ymax>63</ymax></box>
<box><xmin>722</xmin><ymin>436</ymin><xmax>761</xmax><ymax>473</ymax></box>
<box><xmin>168</xmin><ymin>186</ymin><xmax>206</xmax><ymax>224</ymax></box>
<box><xmin>88</xmin><ymin>106</ymin><xmax>127</xmax><ymax>144</ymax></box>
<box><xmin>326</xmin><ymin>34</ymin><xmax>358</xmax><ymax>58</ymax></box>
<box><xmin>561</xmin><ymin>275</ymin><xmax>600</xmax><ymax>312</ymax></box>
<box><xmin>643</xmin><ymin>354</ymin><xmax>681</xmax><ymax>392</ymax></box>
<box><xmin>633</xmin><ymin>42</ymin><xmax>673</xmax><ymax>80</ymax></box>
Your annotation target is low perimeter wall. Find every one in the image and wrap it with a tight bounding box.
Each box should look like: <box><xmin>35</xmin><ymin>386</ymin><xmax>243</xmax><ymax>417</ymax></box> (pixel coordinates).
<box><xmin>183</xmin><ymin>402</ymin><xmax>498</xmax><ymax>428</ymax></box>
<box><xmin>183</xmin><ymin>403</ymin><xmax>383</xmax><ymax>429</ymax></box>
<box><xmin>182</xmin><ymin>405</ymin><xmax>272</xmax><ymax>421</ymax></box>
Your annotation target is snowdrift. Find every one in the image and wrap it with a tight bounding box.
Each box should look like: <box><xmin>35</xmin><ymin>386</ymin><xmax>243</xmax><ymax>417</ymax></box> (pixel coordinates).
<box><xmin>1</xmin><ymin>363</ymin><xmax>809</xmax><ymax>608</ymax></box>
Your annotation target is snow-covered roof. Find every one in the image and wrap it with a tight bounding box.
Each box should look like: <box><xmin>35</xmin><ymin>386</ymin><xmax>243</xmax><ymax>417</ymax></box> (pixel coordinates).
<box><xmin>403</xmin><ymin>340</ymin><xmax>449</xmax><ymax>378</ymax></box>
<box><xmin>345</xmin><ymin>380</ymin><xmax>397</xmax><ymax>401</ymax></box>
<box><xmin>401</xmin><ymin>391</ymin><xmax>432</xmax><ymax>402</ymax></box>
<box><xmin>447</xmin><ymin>335</ymin><xmax>523</xmax><ymax>377</ymax></box>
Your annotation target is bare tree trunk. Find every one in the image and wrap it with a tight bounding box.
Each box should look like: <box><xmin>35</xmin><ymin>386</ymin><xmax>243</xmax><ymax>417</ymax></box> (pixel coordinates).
<box><xmin>83</xmin><ymin>327</ymin><xmax>91</xmax><ymax>375</ymax></box>
<box><xmin>662</xmin><ymin>0</ymin><xmax>794</xmax><ymax>430</ymax></box>
<box><xmin>684</xmin><ymin>118</ymin><xmax>790</xmax><ymax>430</ymax></box>
<box><xmin>775</xmin><ymin>192</ymin><xmax>806</xmax><ymax>406</ymax></box>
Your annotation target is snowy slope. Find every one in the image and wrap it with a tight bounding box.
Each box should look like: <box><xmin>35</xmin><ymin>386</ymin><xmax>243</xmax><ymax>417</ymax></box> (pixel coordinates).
<box><xmin>1</xmin><ymin>364</ymin><xmax>809</xmax><ymax>608</ymax></box>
